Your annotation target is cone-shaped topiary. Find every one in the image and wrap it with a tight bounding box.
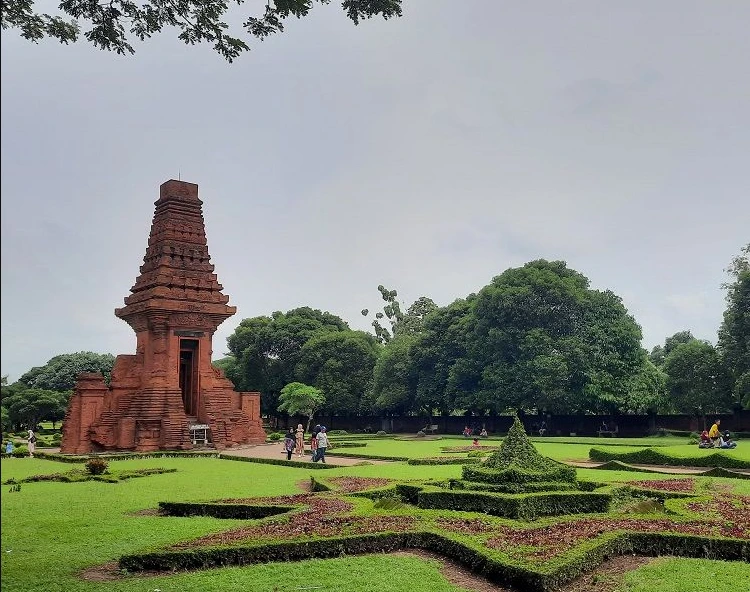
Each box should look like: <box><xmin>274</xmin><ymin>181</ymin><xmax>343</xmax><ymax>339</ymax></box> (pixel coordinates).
<box><xmin>461</xmin><ymin>415</ymin><xmax>576</xmax><ymax>490</ymax></box>
<box><xmin>484</xmin><ymin>416</ymin><xmax>556</xmax><ymax>470</ymax></box>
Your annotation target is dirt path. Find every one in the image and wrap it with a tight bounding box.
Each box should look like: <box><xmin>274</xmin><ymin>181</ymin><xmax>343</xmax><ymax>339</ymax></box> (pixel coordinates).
<box><xmin>221</xmin><ymin>443</ymin><xmax>391</xmax><ymax>466</ymax></box>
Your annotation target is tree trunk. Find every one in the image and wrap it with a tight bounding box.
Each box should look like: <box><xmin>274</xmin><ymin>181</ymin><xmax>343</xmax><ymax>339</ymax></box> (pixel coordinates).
<box><xmin>306</xmin><ymin>414</ymin><xmax>314</xmax><ymax>434</ymax></box>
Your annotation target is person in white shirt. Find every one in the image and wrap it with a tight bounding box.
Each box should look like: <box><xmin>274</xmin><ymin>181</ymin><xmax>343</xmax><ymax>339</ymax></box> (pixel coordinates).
<box><xmin>315</xmin><ymin>427</ymin><xmax>330</xmax><ymax>463</ymax></box>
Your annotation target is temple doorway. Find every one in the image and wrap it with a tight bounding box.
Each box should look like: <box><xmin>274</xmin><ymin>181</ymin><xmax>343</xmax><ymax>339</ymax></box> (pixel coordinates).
<box><xmin>179</xmin><ymin>339</ymin><xmax>199</xmax><ymax>416</ymax></box>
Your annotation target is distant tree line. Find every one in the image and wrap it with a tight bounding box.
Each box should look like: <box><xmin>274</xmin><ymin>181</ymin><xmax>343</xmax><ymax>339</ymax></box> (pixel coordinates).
<box><xmin>2</xmin><ymin>247</ymin><xmax>747</xmax><ymax>432</ymax></box>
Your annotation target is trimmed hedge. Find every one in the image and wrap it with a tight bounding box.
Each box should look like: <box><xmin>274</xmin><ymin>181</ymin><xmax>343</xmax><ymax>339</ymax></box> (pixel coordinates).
<box><xmin>407</xmin><ymin>457</ymin><xmax>477</xmax><ymax>466</ymax></box>
<box><xmin>591</xmin><ymin>460</ymin><xmax>670</xmax><ymax>474</ymax></box>
<box><xmin>158</xmin><ymin>501</ymin><xmax>294</xmax><ymax>519</ymax></box>
<box><xmin>219</xmin><ymin>454</ymin><xmax>337</xmax><ymax>470</ymax></box>
<box><xmin>589</xmin><ymin>447</ymin><xmax>750</xmax><ymax>469</ymax></box>
<box><xmin>309</xmin><ymin>476</ymin><xmax>332</xmax><ymax>492</ymax></box>
<box><xmin>34</xmin><ymin>450</ymin><xmax>219</xmax><ymax>463</ymax></box>
<box><xmin>3</xmin><ymin>467</ymin><xmax>176</xmax><ymax>485</ymax></box>
<box><xmin>457</xmin><ymin>481</ymin><xmax>578</xmax><ymax>494</ymax></box>
<box><xmin>325</xmin><ymin>451</ymin><xmax>409</xmax><ymax>461</ymax></box>
<box><xmin>417</xmin><ymin>489</ymin><xmax>611</xmax><ymax>519</ymax></box>
<box><xmin>700</xmin><ymin>467</ymin><xmax>750</xmax><ymax>480</ymax></box>
<box><xmin>118</xmin><ymin>530</ymin><xmax>749</xmax><ymax>591</ymax></box>
<box><xmin>462</xmin><ymin>463</ymin><xmax>577</xmax><ymax>485</ymax></box>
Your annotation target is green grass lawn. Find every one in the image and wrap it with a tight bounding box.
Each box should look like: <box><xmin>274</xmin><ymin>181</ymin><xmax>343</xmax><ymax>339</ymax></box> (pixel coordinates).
<box><xmin>2</xmin><ymin>437</ymin><xmax>749</xmax><ymax>592</ymax></box>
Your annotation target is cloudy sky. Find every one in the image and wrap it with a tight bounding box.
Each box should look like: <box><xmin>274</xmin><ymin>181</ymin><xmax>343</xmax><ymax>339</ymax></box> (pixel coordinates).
<box><xmin>1</xmin><ymin>1</ymin><xmax>748</xmax><ymax>381</ymax></box>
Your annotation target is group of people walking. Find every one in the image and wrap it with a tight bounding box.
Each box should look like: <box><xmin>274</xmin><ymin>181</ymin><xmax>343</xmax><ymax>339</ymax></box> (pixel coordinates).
<box><xmin>283</xmin><ymin>424</ymin><xmax>330</xmax><ymax>463</ymax></box>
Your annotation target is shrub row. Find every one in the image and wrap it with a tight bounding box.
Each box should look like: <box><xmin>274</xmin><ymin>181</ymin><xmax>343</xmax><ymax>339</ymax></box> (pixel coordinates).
<box><xmin>330</xmin><ymin>442</ymin><xmax>367</xmax><ymax>449</ymax></box>
<box><xmin>700</xmin><ymin>467</ymin><xmax>750</xmax><ymax>479</ymax></box>
<box><xmin>33</xmin><ymin>451</ymin><xmax>219</xmax><ymax>463</ymax></box>
<box><xmin>325</xmin><ymin>451</ymin><xmax>409</xmax><ymax>461</ymax></box>
<box><xmin>417</xmin><ymin>488</ymin><xmax>611</xmax><ymax>519</ymax></box>
<box><xmin>118</xmin><ymin>530</ymin><xmax>749</xmax><ymax>591</ymax></box>
<box><xmin>3</xmin><ymin>467</ymin><xmax>177</xmax><ymax>485</ymax></box>
<box><xmin>407</xmin><ymin>457</ymin><xmax>477</xmax><ymax>466</ymax></box>
<box><xmin>592</xmin><ymin>460</ymin><xmax>670</xmax><ymax>474</ymax></box>
<box><xmin>462</xmin><ymin>464</ymin><xmax>577</xmax><ymax>485</ymax></box>
<box><xmin>158</xmin><ymin>501</ymin><xmax>294</xmax><ymax>519</ymax></box>
<box><xmin>456</xmin><ymin>480</ymin><xmax>578</xmax><ymax>494</ymax></box>
<box><xmin>589</xmin><ymin>447</ymin><xmax>750</xmax><ymax>469</ymax></box>
<box><xmin>219</xmin><ymin>454</ymin><xmax>336</xmax><ymax>470</ymax></box>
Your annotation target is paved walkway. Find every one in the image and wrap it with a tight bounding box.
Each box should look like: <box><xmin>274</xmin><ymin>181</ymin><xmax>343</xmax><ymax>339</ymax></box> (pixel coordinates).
<box><xmin>222</xmin><ymin>443</ymin><xmax>391</xmax><ymax>466</ymax></box>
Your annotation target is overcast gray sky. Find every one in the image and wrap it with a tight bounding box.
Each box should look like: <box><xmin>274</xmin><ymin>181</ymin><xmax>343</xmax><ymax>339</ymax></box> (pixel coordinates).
<box><xmin>1</xmin><ymin>1</ymin><xmax>748</xmax><ymax>381</ymax></box>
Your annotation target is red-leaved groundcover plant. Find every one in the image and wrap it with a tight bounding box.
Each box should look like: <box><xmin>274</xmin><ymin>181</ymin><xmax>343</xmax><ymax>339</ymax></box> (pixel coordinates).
<box><xmin>169</xmin><ymin>475</ymin><xmax>749</xmax><ymax>563</ymax></box>
<box><xmin>624</xmin><ymin>478</ymin><xmax>696</xmax><ymax>492</ymax></box>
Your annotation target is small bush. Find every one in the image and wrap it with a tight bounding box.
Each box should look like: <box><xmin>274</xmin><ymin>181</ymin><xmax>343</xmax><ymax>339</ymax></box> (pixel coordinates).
<box><xmin>373</xmin><ymin>495</ymin><xmax>406</xmax><ymax>510</ymax></box>
<box><xmin>12</xmin><ymin>445</ymin><xmax>29</xmax><ymax>458</ymax></box>
<box><xmin>268</xmin><ymin>432</ymin><xmax>282</xmax><ymax>441</ymax></box>
<box><xmin>85</xmin><ymin>458</ymin><xmax>109</xmax><ymax>475</ymax></box>
<box><xmin>376</xmin><ymin>430</ymin><xmax>388</xmax><ymax>436</ymax></box>
<box><xmin>416</xmin><ymin>430</ymin><xmax>426</xmax><ymax>437</ymax></box>
<box><xmin>328</xmin><ymin>430</ymin><xmax>348</xmax><ymax>436</ymax></box>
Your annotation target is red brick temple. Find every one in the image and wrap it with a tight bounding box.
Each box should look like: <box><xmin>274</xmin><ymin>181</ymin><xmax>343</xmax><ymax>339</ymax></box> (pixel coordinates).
<box><xmin>60</xmin><ymin>180</ymin><xmax>265</xmax><ymax>453</ymax></box>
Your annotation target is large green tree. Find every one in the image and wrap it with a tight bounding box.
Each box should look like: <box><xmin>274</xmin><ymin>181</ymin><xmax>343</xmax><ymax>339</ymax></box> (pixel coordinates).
<box><xmin>662</xmin><ymin>339</ymin><xmax>731</xmax><ymax>414</ymax></box>
<box><xmin>295</xmin><ymin>330</ymin><xmax>380</xmax><ymax>415</ymax></box>
<box><xmin>453</xmin><ymin>260</ymin><xmax>645</xmax><ymax>414</ymax></box>
<box><xmin>622</xmin><ymin>357</ymin><xmax>668</xmax><ymax>414</ymax></box>
<box><xmin>371</xmin><ymin>334</ymin><xmax>417</xmax><ymax>414</ymax></box>
<box><xmin>717</xmin><ymin>244</ymin><xmax>750</xmax><ymax>408</ymax></box>
<box><xmin>649</xmin><ymin>330</ymin><xmax>695</xmax><ymax>367</ymax></box>
<box><xmin>3</xmin><ymin>387</ymin><xmax>68</xmax><ymax>430</ymax></box>
<box><xmin>410</xmin><ymin>297</ymin><xmax>473</xmax><ymax>416</ymax></box>
<box><xmin>18</xmin><ymin>351</ymin><xmax>115</xmax><ymax>392</ymax></box>
<box><xmin>1</xmin><ymin>0</ymin><xmax>402</xmax><ymax>62</ymax></box>
<box><xmin>224</xmin><ymin>307</ymin><xmax>349</xmax><ymax>414</ymax></box>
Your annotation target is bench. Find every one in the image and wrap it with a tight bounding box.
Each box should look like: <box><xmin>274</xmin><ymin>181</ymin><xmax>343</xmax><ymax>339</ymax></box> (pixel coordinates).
<box><xmin>423</xmin><ymin>424</ymin><xmax>438</xmax><ymax>434</ymax></box>
<box><xmin>189</xmin><ymin>424</ymin><xmax>210</xmax><ymax>445</ymax></box>
<box><xmin>597</xmin><ymin>427</ymin><xmax>618</xmax><ymax>437</ymax></box>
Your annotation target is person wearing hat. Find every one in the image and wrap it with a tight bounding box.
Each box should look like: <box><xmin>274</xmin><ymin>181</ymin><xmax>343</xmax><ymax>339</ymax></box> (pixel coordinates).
<box><xmin>310</xmin><ymin>424</ymin><xmax>321</xmax><ymax>461</ymax></box>
<box><xmin>719</xmin><ymin>431</ymin><xmax>737</xmax><ymax>449</ymax></box>
<box><xmin>315</xmin><ymin>426</ymin><xmax>329</xmax><ymax>463</ymax></box>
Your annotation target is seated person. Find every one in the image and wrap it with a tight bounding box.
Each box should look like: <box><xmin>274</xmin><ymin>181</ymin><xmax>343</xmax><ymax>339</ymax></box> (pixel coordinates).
<box><xmin>472</xmin><ymin>437</ymin><xmax>480</xmax><ymax>447</ymax></box>
<box><xmin>538</xmin><ymin>421</ymin><xmax>547</xmax><ymax>436</ymax></box>
<box><xmin>462</xmin><ymin>426</ymin><xmax>472</xmax><ymax>438</ymax></box>
<box><xmin>719</xmin><ymin>431</ymin><xmax>737</xmax><ymax>449</ymax></box>
<box><xmin>698</xmin><ymin>429</ymin><xmax>712</xmax><ymax>448</ymax></box>
<box><xmin>479</xmin><ymin>428</ymin><xmax>488</xmax><ymax>438</ymax></box>
<box><xmin>599</xmin><ymin>421</ymin><xmax>609</xmax><ymax>433</ymax></box>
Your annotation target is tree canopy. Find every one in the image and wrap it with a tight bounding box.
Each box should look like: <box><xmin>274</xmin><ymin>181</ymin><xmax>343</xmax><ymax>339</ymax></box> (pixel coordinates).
<box><xmin>3</xmin><ymin>387</ymin><xmax>67</xmax><ymax>430</ymax></box>
<box><xmin>662</xmin><ymin>339</ymin><xmax>731</xmax><ymax>414</ymax></box>
<box><xmin>717</xmin><ymin>244</ymin><xmax>750</xmax><ymax>408</ymax></box>
<box><xmin>1</xmin><ymin>0</ymin><xmax>403</xmax><ymax>62</ymax></box>
<box><xmin>224</xmin><ymin>307</ymin><xmax>349</xmax><ymax>413</ymax></box>
<box><xmin>18</xmin><ymin>351</ymin><xmax>115</xmax><ymax>392</ymax></box>
<box><xmin>451</xmin><ymin>260</ymin><xmax>645</xmax><ymax>415</ymax></box>
<box><xmin>295</xmin><ymin>330</ymin><xmax>380</xmax><ymax>415</ymax></box>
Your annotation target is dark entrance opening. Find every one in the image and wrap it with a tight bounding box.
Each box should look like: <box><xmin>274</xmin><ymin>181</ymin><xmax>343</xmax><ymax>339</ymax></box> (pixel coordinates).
<box><xmin>179</xmin><ymin>339</ymin><xmax>199</xmax><ymax>416</ymax></box>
